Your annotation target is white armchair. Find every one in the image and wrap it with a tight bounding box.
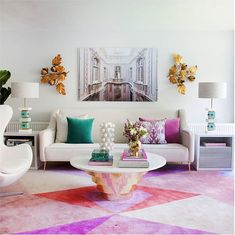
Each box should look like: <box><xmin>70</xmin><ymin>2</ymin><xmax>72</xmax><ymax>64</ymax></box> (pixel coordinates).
<box><xmin>0</xmin><ymin>105</ymin><xmax>32</xmax><ymax>197</ymax></box>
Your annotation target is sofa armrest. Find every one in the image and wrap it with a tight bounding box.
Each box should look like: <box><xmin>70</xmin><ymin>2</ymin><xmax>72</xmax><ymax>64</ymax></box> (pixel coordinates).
<box><xmin>39</xmin><ymin>128</ymin><xmax>55</xmax><ymax>162</ymax></box>
<box><xmin>180</xmin><ymin>129</ymin><xmax>194</xmax><ymax>163</ymax></box>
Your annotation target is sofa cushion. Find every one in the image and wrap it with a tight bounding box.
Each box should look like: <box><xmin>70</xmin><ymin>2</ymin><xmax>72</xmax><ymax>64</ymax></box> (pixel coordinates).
<box><xmin>140</xmin><ymin>119</ymin><xmax>167</xmax><ymax>144</ymax></box>
<box><xmin>45</xmin><ymin>143</ymin><xmax>99</xmax><ymax>161</ymax></box>
<box><xmin>45</xmin><ymin>143</ymin><xmax>188</xmax><ymax>163</ymax></box>
<box><xmin>67</xmin><ymin>117</ymin><xmax>94</xmax><ymax>144</ymax></box>
<box><xmin>115</xmin><ymin>143</ymin><xmax>188</xmax><ymax>162</ymax></box>
<box><xmin>55</xmin><ymin>112</ymin><xmax>88</xmax><ymax>143</ymax></box>
<box><xmin>142</xmin><ymin>143</ymin><xmax>189</xmax><ymax>162</ymax></box>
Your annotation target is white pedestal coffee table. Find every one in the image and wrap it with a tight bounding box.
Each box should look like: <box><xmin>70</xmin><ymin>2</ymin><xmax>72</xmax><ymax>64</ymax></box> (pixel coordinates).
<box><xmin>70</xmin><ymin>151</ymin><xmax>166</xmax><ymax>200</ymax></box>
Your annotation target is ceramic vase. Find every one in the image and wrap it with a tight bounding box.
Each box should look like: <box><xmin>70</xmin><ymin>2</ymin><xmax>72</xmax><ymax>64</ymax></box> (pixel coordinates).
<box><xmin>99</xmin><ymin>122</ymin><xmax>115</xmax><ymax>151</ymax></box>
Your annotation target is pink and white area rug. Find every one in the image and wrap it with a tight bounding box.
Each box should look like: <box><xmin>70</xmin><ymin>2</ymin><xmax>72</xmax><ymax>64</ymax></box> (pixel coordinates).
<box><xmin>0</xmin><ymin>164</ymin><xmax>234</xmax><ymax>234</ymax></box>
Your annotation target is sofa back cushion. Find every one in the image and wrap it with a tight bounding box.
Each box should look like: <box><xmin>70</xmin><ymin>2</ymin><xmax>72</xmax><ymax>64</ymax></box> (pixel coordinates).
<box><xmin>55</xmin><ymin>108</ymin><xmax>183</xmax><ymax>143</ymax></box>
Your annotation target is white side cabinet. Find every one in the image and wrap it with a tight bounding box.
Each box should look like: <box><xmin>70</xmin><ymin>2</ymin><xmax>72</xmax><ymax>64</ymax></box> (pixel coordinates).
<box><xmin>193</xmin><ymin>133</ymin><xmax>234</xmax><ymax>170</ymax></box>
<box><xmin>4</xmin><ymin>131</ymin><xmax>43</xmax><ymax>170</ymax></box>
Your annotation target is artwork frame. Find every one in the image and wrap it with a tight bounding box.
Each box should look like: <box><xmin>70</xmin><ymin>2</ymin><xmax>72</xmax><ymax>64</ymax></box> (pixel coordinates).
<box><xmin>78</xmin><ymin>48</ymin><xmax>158</xmax><ymax>102</ymax></box>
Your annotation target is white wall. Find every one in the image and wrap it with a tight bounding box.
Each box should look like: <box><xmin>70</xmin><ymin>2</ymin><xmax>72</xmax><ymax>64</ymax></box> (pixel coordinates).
<box><xmin>0</xmin><ymin>0</ymin><xmax>234</xmax><ymax>123</ymax></box>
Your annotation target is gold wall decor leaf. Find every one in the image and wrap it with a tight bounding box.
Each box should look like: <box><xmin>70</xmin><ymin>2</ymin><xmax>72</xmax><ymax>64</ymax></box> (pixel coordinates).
<box><xmin>40</xmin><ymin>54</ymin><xmax>69</xmax><ymax>95</ymax></box>
<box><xmin>177</xmin><ymin>83</ymin><xmax>186</xmax><ymax>95</ymax></box>
<box><xmin>56</xmin><ymin>82</ymin><xmax>66</xmax><ymax>95</ymax></box>
<box><xmin>167</xmin><ymin>54</ymin><xmax>197</xmax><ymax>95</ymax></box>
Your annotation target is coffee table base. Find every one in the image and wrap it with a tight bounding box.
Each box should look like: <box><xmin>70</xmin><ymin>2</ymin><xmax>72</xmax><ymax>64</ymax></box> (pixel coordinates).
<box><xmin>86</xmin><ymin>171</ymin><xmax>146</xmax><ymax>200</ymax></box>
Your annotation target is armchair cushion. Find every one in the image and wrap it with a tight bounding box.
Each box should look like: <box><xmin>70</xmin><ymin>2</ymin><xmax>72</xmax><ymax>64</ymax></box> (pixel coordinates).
<box><xmin>0</xmin><ymin>144</ymin><xmax>32</xmax><ymax>174</ymax></box>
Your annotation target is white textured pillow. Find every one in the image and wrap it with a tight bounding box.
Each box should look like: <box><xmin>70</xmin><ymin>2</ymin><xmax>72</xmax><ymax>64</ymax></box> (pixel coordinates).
<box><xmin>55</xmin><ymin>112</ymin><xmax>88</xmax><ymax>143</ymax></box>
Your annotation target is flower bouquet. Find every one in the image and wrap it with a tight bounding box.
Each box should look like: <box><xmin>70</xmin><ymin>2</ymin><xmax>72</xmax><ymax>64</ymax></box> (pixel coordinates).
<box><xmin>123</xmin><ymin>120</ymin><xmax>147</xmax><ymax>156</ymax></box>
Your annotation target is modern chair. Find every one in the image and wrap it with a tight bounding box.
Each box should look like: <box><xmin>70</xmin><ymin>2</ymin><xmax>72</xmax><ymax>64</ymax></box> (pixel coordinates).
<box><xmin>0</xmin><ymin>105</ymin><xmax>33</xmax><ymax>197</ymax></box>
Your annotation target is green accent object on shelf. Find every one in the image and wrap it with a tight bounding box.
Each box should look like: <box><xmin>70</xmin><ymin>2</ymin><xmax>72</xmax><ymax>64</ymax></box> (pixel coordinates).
<box><xmin>90</xmin><ymin>149</ymin><xmax>109</xmax><ymax>162</ymax></box>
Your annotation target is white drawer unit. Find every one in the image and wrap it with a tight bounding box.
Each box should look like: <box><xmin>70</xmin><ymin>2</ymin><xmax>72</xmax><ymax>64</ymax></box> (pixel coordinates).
<box><xmin>193</xmin><ymin>133</ymin><xmax>234</xmax><ymax>170</ymax></box>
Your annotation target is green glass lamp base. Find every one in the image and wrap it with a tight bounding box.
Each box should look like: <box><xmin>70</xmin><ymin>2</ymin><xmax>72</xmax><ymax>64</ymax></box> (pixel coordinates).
<box><xmin>19</xmin><ymin>107</ymin><xmax>32</xmax><ymax>133</ymax></box>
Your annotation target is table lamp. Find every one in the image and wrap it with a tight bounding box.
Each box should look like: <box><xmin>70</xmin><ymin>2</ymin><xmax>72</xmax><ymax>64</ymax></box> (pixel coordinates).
<box><xmin>198</xmin><ymin>82</ymin><xmax>227</xmax><ymax>132</ymax></box>
<box><xmin>11</xmin><ymin>82</ymin><xmax>39</xmax><ymax>132</ymax></box>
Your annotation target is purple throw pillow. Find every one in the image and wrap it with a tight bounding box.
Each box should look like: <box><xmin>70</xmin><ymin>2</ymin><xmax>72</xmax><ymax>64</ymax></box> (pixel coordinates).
<box><xmin>139</xmin><ymin>117</ymin><xmax>180</xmax><ymax>143</ymax></box>
<box><xmin>140</xmin><ymin>119</ymin><xmax>167</xmax><ymax>144</ymax></box>
<box><xmin>165</xmin><ymin>118</ymin><xmax>180</xmax><ymax>143</ymax></box>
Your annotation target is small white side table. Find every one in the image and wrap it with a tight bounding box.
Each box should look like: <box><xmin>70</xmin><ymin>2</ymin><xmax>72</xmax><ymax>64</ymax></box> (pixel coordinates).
<box><xmin>4</xmin><ymin>131</ymin><xmax>43</xmax><ymax>170</ymax></box>
<box><xmin>193</xmin><ymin>133</ymin><xmax>234</xmax><ymax>170</ymax></box>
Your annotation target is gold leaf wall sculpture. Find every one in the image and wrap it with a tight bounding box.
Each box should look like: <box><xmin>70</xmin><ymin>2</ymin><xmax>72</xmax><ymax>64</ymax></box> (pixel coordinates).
<box><xmin>40</xmin><ymin>54</ymin><xmax>69</xmax><ymax>95</ymax></box>
<box><xmin>168</xmin><ymin>54</ymin><xmax>197</xmax><ymax>95</ymax></box>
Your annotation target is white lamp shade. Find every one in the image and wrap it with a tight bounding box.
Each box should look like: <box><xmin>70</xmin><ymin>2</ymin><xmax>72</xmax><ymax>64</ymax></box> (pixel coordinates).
<box><xmin>198</xmin><ymin>82</ymin><xmax>227</xmax><ymax>99</ymax></box>
<box><xmin>11</xmin><ymin>82</ymin><xmax>39</xmax><ymax>98</ymax></box>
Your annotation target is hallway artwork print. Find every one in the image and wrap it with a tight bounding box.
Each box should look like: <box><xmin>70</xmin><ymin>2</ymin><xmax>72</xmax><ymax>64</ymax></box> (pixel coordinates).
<box><xmin>78</xmin><ymin>48</ymin><xmax>158</xmax><ymax>102</ymax></box>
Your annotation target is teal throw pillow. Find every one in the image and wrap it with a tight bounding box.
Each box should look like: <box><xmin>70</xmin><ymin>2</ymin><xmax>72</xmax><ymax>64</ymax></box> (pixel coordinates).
<box><xmin>66</xmin><ymin>117</ymin><xmax>94</xmax><ymax>144</ymax></box>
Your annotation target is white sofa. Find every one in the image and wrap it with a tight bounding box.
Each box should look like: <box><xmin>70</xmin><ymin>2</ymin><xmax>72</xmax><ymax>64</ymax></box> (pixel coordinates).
<box><xmin>39</xmin><ymin>108</ymin><xmax>194</xmax><ymax>170</ymax></box>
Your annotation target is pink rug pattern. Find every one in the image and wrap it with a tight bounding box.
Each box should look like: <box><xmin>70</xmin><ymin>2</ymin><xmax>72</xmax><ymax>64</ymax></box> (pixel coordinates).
<box><xmin>0</xmin><ymin>164</ymin><xmax>234</xmax><ymax>234</ymax></box>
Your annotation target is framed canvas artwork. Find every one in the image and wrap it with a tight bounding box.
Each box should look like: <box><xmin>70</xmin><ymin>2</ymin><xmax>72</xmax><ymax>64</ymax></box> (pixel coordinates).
<box><xmin>78</xmin><ymin>48</ymin><xmax>158</xmax><ymax>102</ymax></box>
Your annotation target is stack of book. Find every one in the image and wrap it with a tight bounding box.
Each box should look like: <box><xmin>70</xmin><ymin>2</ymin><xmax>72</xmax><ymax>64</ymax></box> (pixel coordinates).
<box><xmin>88</xmin><ymin>149</ymin><xmax>113</xmax><ymax>166</ymax></box>
<box><xmin>6</xmin><ymin>138</ymin><xmax>33</xmax><ymax>146</ymax></box>
<box><xmin>202</xmin><ymin>142</ymin><xmax>227</xmax><ymax>147</ymax></box>
<box><xmin>118</xmin><ymin>149</ymin><xmax>149</xmax><ymax>168</ymax></box>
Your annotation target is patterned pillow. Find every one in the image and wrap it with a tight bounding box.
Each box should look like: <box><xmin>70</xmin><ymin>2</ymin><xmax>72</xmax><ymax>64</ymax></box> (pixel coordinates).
<box><xmin>139</xmin><ymin>117</ymin><xmax>180</xmax><ymax>143</ymax></box>
<box><xmin>140</xmin><ymin>119</ymin><xmax>167</xmax><ymax>144</ymax></box>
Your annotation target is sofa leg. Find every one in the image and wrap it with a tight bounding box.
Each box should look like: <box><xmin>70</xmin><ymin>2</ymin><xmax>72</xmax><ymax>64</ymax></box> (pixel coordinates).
<box><xmin>188</xmin><ymin>162</ymin><xmax>191</xmax><ymax>172</ymax></box>
<box><xmin>43</xmin><ymin>161</ymin><xmax>47</xmax><ymax>171</ymax></box>
<box><xmin>0</xmin><ymin>192</ymin><xmax>24</xmax><ymax>197</ymax></box>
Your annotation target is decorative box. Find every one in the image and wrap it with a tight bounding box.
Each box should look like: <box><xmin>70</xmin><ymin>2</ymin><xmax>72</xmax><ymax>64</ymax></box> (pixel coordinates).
<box><xmin>90</xmin><ymin>149</ymin><xmax>109</xmax><ymax>162</ymax></box>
